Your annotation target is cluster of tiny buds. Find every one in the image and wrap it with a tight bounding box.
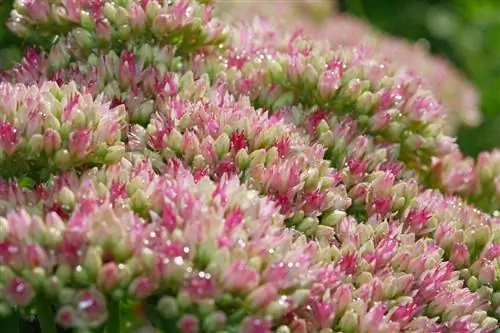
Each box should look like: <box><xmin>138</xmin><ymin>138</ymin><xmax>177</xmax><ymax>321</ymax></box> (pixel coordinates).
<box><xmin>0</xmin><ymin>0</ymin><xmax>497</xmax><ymax>332</ymax></box>
<box><xmin>217</xmin><ymin>0</ymin><xmax>481</xmax><ymax>134</ymax></box>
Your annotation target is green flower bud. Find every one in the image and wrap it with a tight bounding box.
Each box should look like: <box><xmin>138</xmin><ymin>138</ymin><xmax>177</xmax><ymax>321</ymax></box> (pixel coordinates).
<box><xmin>321</xmin><ymin>210</ymin><xmax>346</xmax><ymax>227</ymax></box>
<box><xmin>168</xmin><ymin>129</ymin><xmax>183</xmax><ymax>153</ymax></box>
<box><xmin>54</xmin><ymin>149</ymin><xmax>71</xmax><ymax>169</ymax></box>
<box><xmin>249</xmin><ymin>149</ymin><xmax>266</xmax><ymax>168</ymax></box>
<box><xmin>157</xmin><ymin>296</ymin><xmax>179</xmax><ymax>319</ymax></box>
<box><xmin>74</xmin><ymin>266</ymin><xmax>90</xmax><ymax>285</ymax></box>
<box><xmin>214</xmin><ymin>133</ymin><xmax>230</xmax><ymax>159</ymax></box>
<box><xmin>83</xmin><ymin>248</ymin><xmax>103</xmax><ymax>281</ymax></box>
<box><xmin>28</xmin><ymin>134</ymin><xmax>44</xmax><ymax>154</ymax></box>
<box><xmin>58</xmin><ymin>186</ymin><xmax>75</xmax><ymax>209</ymax></box>
<box><xmin>203</xmin><ymin>312</ymin><xmax>227</xmax><ymax>332</ymax></box>
<box><xmin>265</xmin><ymin>301</ymin><xmax>287</xmax><ymax>320</ymax></box>
<box><xmin>103</xmin><ymin>2</ymin><xmax>117</xmax><ymax>22</ymax></box>
<box><xmin>80</xmin><ymin>11</ymin><xmax>94</xmax><ymax>31</ymax></box>
<box><xmin>339</xmin><ymin>310</ymin><xmax>358</xmax><ymax>333</ymax></box>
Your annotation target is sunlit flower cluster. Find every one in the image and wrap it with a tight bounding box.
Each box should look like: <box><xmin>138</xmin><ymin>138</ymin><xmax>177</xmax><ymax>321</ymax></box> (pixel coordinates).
<box><xmin>217</xmin><ymin>0</ymin><xmax>481</xmax><ymax>134</ymax></box>
<box><xmin>0</xmin><ymin>0</ymin><xmax>497</xmax><ymax>332</ymax></box>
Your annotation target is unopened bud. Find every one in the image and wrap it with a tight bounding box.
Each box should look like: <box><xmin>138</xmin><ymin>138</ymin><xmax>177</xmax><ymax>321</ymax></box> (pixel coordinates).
<box><xmin>339</xmin><ymin>310</ymin><xmax>358</xmax><ymax>333</ymax></box>
<box><xmin>321</xmin><ymin>210</ymin><xmax>346</xmax><ymax>227</ymax></box>
<box><xmin>79</xmin><ymin>11</ymin><xmax>94</xmax><ymax>31</ymax></box>
<box><xmin>28</xmin><ymin>134</ymin><xmax>44</xmax><ymax>153</ymax></box>
<box><xmin>58</xmin><ymin>186</ymin><xmax>75</xmax><ymax>209</ymax></box>
<box><xmin>297</xmin><ymin>217</ymin><xmax>318</xmax><ymax>235</ymax></box>
<box><xmin>74</xmin><ymin>266</ymin><xmax>90</xmax><ymax>285</ymax></box>
<box><xmin>235</xmin><ymin>149</ymin><xmax>249</xmax><ymax>169</ymax></box>
<box><xmin>247</xmin><ymin>283</ymin><xmax>277</xmax><ymax>309</ymax></box>
<box><xmin>266</xmin><ymin>300</ymin><xmax>288</xmax><ymax>319</ymax></box>
<box><xmin>265</xmin><ymin>147</ymin><xmax>279</xmax><ymax>166</ymax></box>
<box><xmin>249</xmin><ymin>149</ymin><xmax>266</xmax><ymax>168</ymax></box>
<box><xmin>157</xmin><ymin>296</ymin><xmax>179</xmax><ymax>319</ymax></box>
<box><xmin>73</xmin><ymin>28</ymin><xmax>94</xmax><ymax>50</ymax></box>
<box><xmin>304</xmin><ymin>64</ymin><xmax>318</xmax><ymax>85</ymax></box>
<box><xmin>203</xmin><ymin>311</ymin><xmax>227</xmax><ymax>332</ymax></box>
<box><xmin>54</xmin><ymin>149</ymin><xmax>71</xmax><ymax>169</ymax></box>
<box><xmin>276</xmin><ymin>325</ymin><xmax>291</xmax><ymax>333</ymax></box>
<box><xmin>168</xmin><ymin>129</ymin><xmax>183</xmax><ymax>153</ymax></box>
<box><xmin>291</xmin><ymin>289</ymin><xmax>310</xmax><ymax>306</ymax></box>
<box><xmin>357</xmin><ymin>91</ymin><xmax>376</xmax><ymax>112</ymax></box>
<box><xmin>83</xmin><ymin>248</ymin><xmax>102</xmax><ymax>281</ymax></box>
<box><xmin>214</xmin><ymin>133</ymin><xmax>230</xmax><ymax>159</ymax></box>
<box><xmin>105</xmin><ymin>145</ymin><xmax>125</xmax><ymax>164</ymax></box>
<box><xmin>481</xmin><ymin>317</ymin><xmax>498</xmax><ymax>330</ymax></box>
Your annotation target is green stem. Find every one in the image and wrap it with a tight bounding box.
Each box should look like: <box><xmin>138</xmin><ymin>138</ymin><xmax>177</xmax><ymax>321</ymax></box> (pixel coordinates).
<box><xmin>36</xmin><ymin>294</ymin><xmax>57</xmax><ymax>333</ymax></box>
<box><xmin>106</xmin><ymin>298</ymin><xmax>120</xmax><ymax>333</ymax></box>
<box><xmin>0</xmin><ymin>311</ymin><xmax>20</xmax><ymax>333</ymax></box>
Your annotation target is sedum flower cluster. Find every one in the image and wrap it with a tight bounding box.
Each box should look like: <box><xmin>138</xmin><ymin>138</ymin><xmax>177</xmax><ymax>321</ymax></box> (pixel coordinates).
<box><xmin>0</xmin><ymin>1</ymin><xmax>497</xmax><ymax>333</ymax></box>
<box><xmin>217</xmin><ymin>0</ymin><xmax>481</xmax><ymax>135</ymax></box>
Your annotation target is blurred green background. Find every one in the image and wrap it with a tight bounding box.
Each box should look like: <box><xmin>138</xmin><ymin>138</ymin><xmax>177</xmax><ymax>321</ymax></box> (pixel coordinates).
<box><xmin>1</xmin><ymin>0</ymin><xmax>499</xmax><ymax>156</ymax></box>
<box><xmin>0</xmin><ymin>1</ymin><xmax>22</xmax><ymax>71</ymax></box>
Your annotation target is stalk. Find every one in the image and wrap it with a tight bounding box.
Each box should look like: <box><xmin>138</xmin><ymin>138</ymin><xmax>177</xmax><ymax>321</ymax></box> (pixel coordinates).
<box><xmin>36</xmin><ymin>294</ymin><xmax>57</xmax><ymax>333</ymax></box>
<box><xmin>106</xmin><ymin>298</ymin><xmax>121</xmax><ymax>333</ymax></box>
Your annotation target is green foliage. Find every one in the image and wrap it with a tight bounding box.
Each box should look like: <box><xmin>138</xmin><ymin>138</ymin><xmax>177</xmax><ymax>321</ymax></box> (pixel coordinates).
<box><xmin>0</xmin><ymin>0</ymin><xmax>22</xmax><ymax>69</ymax></box>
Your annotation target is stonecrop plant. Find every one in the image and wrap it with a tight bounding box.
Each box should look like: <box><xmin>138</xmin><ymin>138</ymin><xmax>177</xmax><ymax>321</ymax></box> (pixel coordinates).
<box><xmin>0</xmin><ymin>0</ymin><xmax>498</xmax><ymax>333</ymax></box>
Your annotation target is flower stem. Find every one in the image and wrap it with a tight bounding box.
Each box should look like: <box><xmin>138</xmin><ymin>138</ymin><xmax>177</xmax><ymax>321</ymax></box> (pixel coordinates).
<box><xmin>1</xmin><ymin>311</ymin><xmax>20</xmax><ymax>333</ymax></box>
<box><xmin>36</xmin><ymin>294</ymin><xmax>57</xmax><ymax>333</ymax></box>
<box><xmin>106</xmin><ymin>298</ymin><xmax>120</xmax><ymax>333</ymax></box>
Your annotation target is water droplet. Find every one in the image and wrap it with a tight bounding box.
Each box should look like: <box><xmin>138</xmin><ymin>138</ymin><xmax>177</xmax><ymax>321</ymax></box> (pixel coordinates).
<box><xmin>174</xmin><ymin>256</ymin><xmax>184</xmax><ymax>265</ymax></box>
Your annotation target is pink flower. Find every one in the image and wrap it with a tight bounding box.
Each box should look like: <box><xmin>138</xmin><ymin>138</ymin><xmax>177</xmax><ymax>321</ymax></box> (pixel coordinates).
<box><xmin>0</xmin><ymin>241</ymin><xmax>21</xmax><ymax>267</ymax></box>
<box><xmin>56</xmin><ymin>306</ymin><xmax>77</xmax><ymax>328</ymax></box>
<box><xmin>318</xmin><ymin>70</ymin><xmax>341</xmax><ymax>101</ymax></box>
<box><xmin>403</xmin><ymin>207</ymin><xmax>432</xmax><ymax>235</ymax></box>
<box><xmin>224</xmin><ymin>261</ymin><xmax>260</xmax><ymax>292</ymax></box>
<box><xmin>129</xmin><ymin>277</ymin><xmax>156</xmax><ymax>300</ymax></box>
<box><xmin>24</xmin><ymin>244</ymin><xmax>49</xmax><ymax>269</ymax></box>
<box><xmin>97</xmin><ymin>263</ymin><xmax>120</xmax><ymax>291</ymax></box>
<box><xmin>64</xmin><ymin>0</ymin><xmax>82</xmax><ymax>23</ymax></box>
<box><xmin>186</xmin><ymin>274</ymin><xmax>216</xmax><ymax>301</ymax></box>
<box><xmin>129</xmin><ymin>2</ymin><xmax>146</xmax><ymax>30</ymax></box>
<box><xmin>416</xmin><ymin>262</ymin><xmax>454</xmax><ymax>303</ymax></box>
<box><xmin>449</xmin><ymin>243</ymin><xmax>470</xmax><ymax>269</ymax></box>
<box><xmin>94</xmin><ymin>17</ymin><xmax>112</xmax><ymax>41</ymax></box>
<box><xmin>309</xmin><ymin>299</ymin><xmax>335</xmax><ymax>328</ymax></box>
<box><xmin>359</xmin><ymin>303</ymin><xmax>387</xmax><ymax>332</ymax></box>
<box><xmin>1</xmin><ymin>2</ymin><xmax>499</xmax><ymax>331</ymax></box>
<box><xmin>224</xmin><ymin>207</ymin><xmax>244</xmax><ymax>232</ymax></box>
<box><xmin>24</xmin><ymin>0</ymin><xmax>50</xmax><ymax>22</ymax></box>
<box><xmin>0</xmin><ymin>122</ymin><xmax>18</xmax><ymax>155</ymax></box>
<box><xmin>390</xmin><ymin>302</ymin><xmax>418</xmax><ymax>326</ymax></box>
<box><xmin>69</xmin><ymin>129</ymin><xmax>93</xmax><ymax>159</ymax></box>
<box><xmin>240</xmin><ymin>317</ymin><xmax>272</xmax><ymax>333</ymax></box>
<box><xmin>4</xmin><ymin>277</ymin><xmax>34</xmax><ymax>306</ymax></box>
<box><xmin>246</xmin><ymin>283</ymin><xmax>278</xmax><ymax>309</ymax></box>
<box><xmin>230</xmin><ymin>130</ymin><xmax>247</xmax><ymax>152</ymax></box>
<box><xmin>75</xmin><ymin>288</ymin><xmax>108</xmax><ymax>326</ymax></box>
<box><xmin>177</xmin><ymin>314</ymin><xmax>200</xmax><ymax>333</ymax></box>
<box><xmin>43</xmin><ymin>129</ymin><xmax>62</xmax><ymax>154</ymax></box>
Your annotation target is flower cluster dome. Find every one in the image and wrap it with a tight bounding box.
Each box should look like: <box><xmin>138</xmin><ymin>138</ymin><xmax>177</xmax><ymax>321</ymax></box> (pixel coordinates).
<box><xmin>0</xmin><ymin>1</ymin><xmax>497</xmax><ymax>332</ymax></box>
